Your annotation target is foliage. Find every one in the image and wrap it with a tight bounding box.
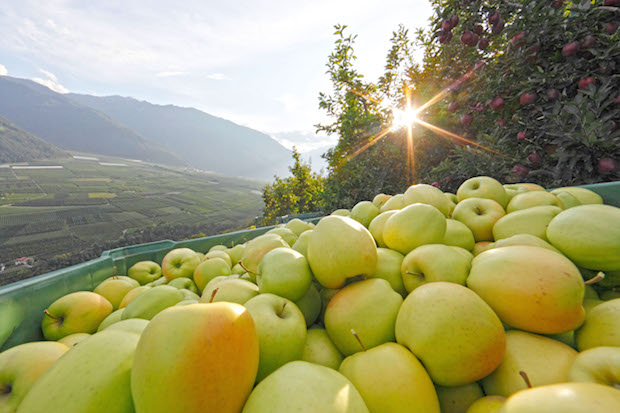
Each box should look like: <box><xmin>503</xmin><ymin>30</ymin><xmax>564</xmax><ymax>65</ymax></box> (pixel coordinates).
<box><xmin>261</xmin><ymin>148</ymin><xmax>324</xmax><ymax>225</ymax></box>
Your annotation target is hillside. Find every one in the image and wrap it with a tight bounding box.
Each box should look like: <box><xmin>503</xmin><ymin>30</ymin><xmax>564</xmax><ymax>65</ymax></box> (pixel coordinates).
<box><xmin>68</xmin><ymin>94</ymin><xmax>293</xmax><ymax>180</ymax></box>
<box><xmin>0</xmin><ymin>76</ymin><xmax>185</xmax><ymax>166</ymax></box>
<box><xmin>0</xmin><ymin>116</ymin><xmax>66</xmax><ymax>162</ymax></box>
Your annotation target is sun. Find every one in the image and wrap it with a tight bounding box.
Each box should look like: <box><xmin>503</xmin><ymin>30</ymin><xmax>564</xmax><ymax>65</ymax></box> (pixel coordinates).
<box><xmin>390</xmin><ymin>106</ymin><xmax>419</xmax><ymax>131</ymax></box>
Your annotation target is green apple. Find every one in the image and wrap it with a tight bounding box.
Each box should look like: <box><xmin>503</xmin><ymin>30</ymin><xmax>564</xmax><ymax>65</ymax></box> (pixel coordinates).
<box><xmin>41</xmin><ymin>291</ymin><xmax>113</xmax><ymax>341</ymax></box>
<box><xmin>452</xmin><ymin>198</ymin><xmax>505</xmax><ymax>242</ymax></box>
<box><xmin>320</xmin><ymin>287</ymin><xmax>340</xmax><ymax>323</ymax></box>
<box><xmin>503</xmin><ymin>184</ymin><xmax>529</xmax><ymax>203</ymax></box>
<box><xmin>569</xmin><ymin>346</ymin><xmax>620</xmax><ymax>388</ymax></box>
<box><xmin>128</xmin><ymin>261</ymin><xmax>162</xmax><ymax>285</ymax></box>
<box><xmin>472</xmin><ymin>241</ymin><xmax>492</xmax><ymax>256</ymax></box>
<box><xmin>383</xmin><ymin>204</ymin><xmax>447</xmax><ymax>254</ymax></box>
<box><xmin>93</xmin><ymin>277</ymin><xmax>139</xmax><ymax>310</ymax></box>
<box><xmin>97</xmin><ymin>309</ymin><xmax>125</xmax><ymax>332</ymax></box>
<box><xmin>481</xmin><ymin>330</ymin><xmax>577</xmax><ymax>397</ymax></box>
<box><xmin>339</xmin><ymin>342</ymin><xmax>440</xmax><ymax>413</ymax></box>
<box><xmin>499</xmin><ymin>382</ymin><xmax>620</xmax><ymax>413</ymax></box>
<box><xmin>466</xmin><ymin>396</ymin><xmax>505</xmax><ymax>413</ymax></box>
<box><xmin>180</xmin><ymin>289</ymin><xmax>199</xmax><ymax>301</ymax></box>
<box><xmin>175</xmin><ymin>299</ymin><xmax>199</xmax><ymax>306</ymax></box>
<box><xmin>506</xmin><ymin>191</ymin><xmax>564</xmax><ymax>213</ymax></box>
<box><xmin>442</xmin><ymin>219</ymin><xmax>475</xmax><ymax>251</ymax></box>
<box><xmin>121</xmin><ymin>285</ymin><xmax>184</xmax><ymax>320</ymax></box>
<box><xmin>204</xmin><ymin>275</ymin><xmax>231</xmax><ymax>289</ymax></box>
<box><xmin>435</xmin><ymin>382</ymin><xmax>484</xmax><ymax>413</ymax></box>
<box><xmin>379</xmin><ymin>194</ymin><xmax>405</xmax><ymax>212</ymax></box>
<box><xmin>294</xmin><ymin>283</ymin><xmax>321</xmax><ymax>327</ymax></box>
<box><xmin>367</xmin><ymin>248</ymin><xmax>406</xmax><ymax>296</ymax></box>
<box><xmin>331</xmin><ymin>208</ymin><xmax>351</xmax><ymax>216</ymax></box>
<box><xmin>18</xmin><ymin>329</ymin><xmax>139</xmax><ymax>413</ymax></box>
<box><xmin>204</xmin><ymin>250</ymin><xmax>233</xmax><ymax>267</ymax></box>
<box><xmin>119</xmin><ymin>286</ymin><xmax>150</xmax><ymax>309</ymax></box>
<box><xmin>368</xmin><ymin>211</ymin><xmax>398</xmax><ymax>248</ymax></box>
<box><xmin>167</xmin><ymin>277</ymin><xmax>199</xmax><ymax>294</ymax></box>
<box><xmin>244</xmin><ymin>294</ymin><xmax>307</xmax><ymax>382</ymax></box>
<box><xmin>257</xmin><ymin>247</ymin><xmax>312</xmax><ymax>301</ymax></box>
<box><xmin>550</xmin><ymin>186</ymin><xmax>603</xmax><ymax>205</ymax></box>
<box><xmin>285</xmin><ymin>218</ymin><xmax>313</xmax><ymax>236</ymax></box>
<box><xmin>242</xmin><ymin>233</ymin><xmax>289</xmax><ymax>276</ymax></box>
<box><xmin>395</xmin><ymin>282</ymin><xmax>505</xmax><ymax>386</ymax></box>
<box><xmin>231</xmin><ymin>263</ymin><xmax>245</xmax><ymax>275</ymax></box>
<box><xmin>307</xmin><ymin>216</ymin><xmax>377</xmax><ymax>289</ymax></box>
<box><xmin>575</xmin><ymin>298</ymin><xmax>620</xmax><ymax>350</ymax></box>
<box><xmin>403</xmin><ymin>184</ymin><xmax>453</xmax><ymax>217</ymax></box>
<box><xmin>325</xmin><ymin>279</ymin><xmax>402</xmax><ymax>356</ymax></box>
<box><xmin>161</xmin><ymin>248</ymin><xmax>201</xmax><ymax>281</ymax></box>
<box><xmin>226</xmin><ymin>243</ymin><xmax>245</xmax><ymax>265</ymax></box>
<box><xmin>457</xmin><ymin>176</ymin><xmax>509</xmax><ymax>208</ymax></box>
<box><xmin>209</xmin><ymin>244</ymin><xmax>228</xmax><ymax>252</ymax></box>
<box><xmin>291</xmin><ymin>230</ymin><xmax>312</xmax><ymax>257</ymax></box>
<box><xmin>58</xmin><ymin>332</ymin><xmax>91</xmax><ymax>347</ymax></box>
<box><xmin>302</xmin><ymin>327</ymin><xmax>344</xmax><ymax>370</ymax></box>
<box><xmin>200</xmin><ymin>279</ymin><xmax>259</xmax><ymax>305</ymax></box>
<box><xmin>445</xmin><ymin>192</ymin><xmax>458</xmax><ymax>204</ymax></box>
<box><xmin>545</xmin><ymin>329</ymin><xmax>576</xmax><ymax>349</ymax></box>
<box><xmin>492</xmin><ymin>205</ymin><xmax>563</xmax><ymax>242</ymax></box>
<box><xmin>0</xmin><ymin>341</ymin><xmax>68</xmax><ymax>413</ymax></box>
<box><xmin>266</xmin><ymin>227</ymin><xmax>298</xmax><ymax>246</ymax></box>
<box><xmin>547</xmin><ymin>205</ymin><xmax>620</xmax><ymax>271</ymax></box>
<box><xmin>486</xmin><ymin>234</ymin><xmax>561</xmax><ymax>254</ymax></box>
<box><xmin>241</xmin><ymin>361</ymin><xmax>369</xmax><ymax>412</ymax></box>
<box><xmin>553</xmin><ymin>191</ymin><xmax>582</xmax><ymax>209</ymax></box>
<box><xmin>195</xmin><ymin>252</ymin><xmax>205</xmax><ymax>261</ymax></box>
<box><xmin>373</xmin><ymin>193</ymin><xmax>392</xmax><ymax>208</ymax></box>
<box><xmin>132</xmin><ymin>303</ymin><xmax>259</xmax><ymax>413</ymax></box>
<box><xmin>145</xmin><ymin>277</ymin><xmax>167</xmax><ymax>287</ymax></box>
<box><xmin>349</xmin><ymin>201</ymin><xmax>380</xmax><ymax>228</ymax></box>
<box><xmin>602</xmin><ymin>290</ymin><xmax>620</xmax><ymax>300</ymax></box>
<box><xmin>514</xmin><ymin>183</ymin><xmax>546</xmax><ymax>192</ymax></box>
<box><xmin>104</xmin><ymin>318</ymin><xmax>148</xmax><ymax>335</ymax></box>
<box><xmin>583</xmin><ymin>298</ymin><xmax>604</xmax><ymax>314</ymax></box>
<box><xmin>193</xmin><ymin>257</ymin><xmax>232</xmax><ymax>292</ymax></box>
<box><xmin>401</xmin><ymin>245</ymin><xmax>472</xmax><ymax>293</ymax></box>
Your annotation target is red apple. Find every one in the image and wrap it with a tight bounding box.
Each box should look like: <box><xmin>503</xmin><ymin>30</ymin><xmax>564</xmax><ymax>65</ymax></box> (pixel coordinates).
<box><xmin>450</xmin><ymin>15</ymin><xmax>460</xmax><ymax>27</ymax></box>
<box><xmin>490</xmin><ymin>97</ymin><xmax>504</xmax><ymax>111</ymax></box>
<box><xmin>496</xmin><ymin>119</ymin><xmax>507</xmax><ymax>127</ymax></box>
<box><xmin>489</xmin><ymin>12</ymin><xmax>500</xmax><ymax>25</ymax></box>
<box><xmin>614</xmin><ymin>94</ymin><xmax>620</xmax><ymax>104</ymax></box>
<box><xmin>547</xmin><ymin>89</ymin><xmax>560</xmax><ymax>100</ymax></box>
<box><xmin>605</xmin><ymin>23</ymin><xmax>619</xmax><ymax>34</ymax></box>
<box><xmin>553</xmin><ymin>0</ymin><xmax>564</xmax><ymax>7</ymax></box>
<box><xmin>461</xmin><ymin>30</ymin><xmax>479</xmax><ymax>47</ymax></box>
<box><xmin>562</xmin><ymin>41</ymin><xmax>580</xmax><ymax>57</ymax></box>
<box><xmin>604</xmin><ymin>0</ymin><xmax>618</xmax><ymax>5</ymax></box>
<box><xmin>492</xmin><ymin>20</ymin><xmax>505</xmax><ymax>34</ymax></box>
<box><xmin>511</xmin><ymin>32</ymin><xmax>527</xmax><ymax>48</ymax></box>
<box><xmin>431</xmin><ymin>181</ymin><xmax>441</xmax><ymax>188</ymax></box>
<box><xmin>461</xmin><ymin>113</ymin><xmax>473</xmax><ymax>127</ymax></box>
<box><xmin>474</xmin><ymin>24</ymin><xmax>484</xmax><ymax>35</ymax></box>
<box><xmin>512</xmin><ymin>164</ymin><xmax>529</xmax><ymax>177</ymax></box>
<box><xmin>517</xmin><ymin>131</ymin><xmax>528</xmax><ymax>141</ymax></box>
<box><xmin>578</xmin><ymin>77</ymin><xmax>596</xmax><ymax>89</ymax></box>
<box><xmin>598</xmin><ymin>158</ymin><xmax>617</xmax><ymax>174</ymax></box>
<box><xmin>528</xmin><ymin>152</ymin><xmax>542</xmax><ymax>167</ymax></box>
<box><xmin>520</xmin><ymin>92</ymin><xmax>536</xmax><ymax>105</ymax></box>
<box><xmin>442</xmin><ymin>20</ymin><xmax>453</xmax><ymax>32</ymax></box>
<box><xmin>582</xmin><ymin>35</ymin><xmax>596</xmax><ymax>49</ymax></box>
<box><xmin>478</xmin><ymin>37</ymin><xmax>490</xmax><ymax>50</ymax></box>
<box><xmin>439</xmin><ymin>31</ymin><xmax>453</xmax><ymax>43</ymax></box>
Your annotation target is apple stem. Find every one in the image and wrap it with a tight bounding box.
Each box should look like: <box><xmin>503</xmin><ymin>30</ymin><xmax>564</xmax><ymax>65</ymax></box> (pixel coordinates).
<box><xmin>585</xmin><ymin>272</ymin><xmax>605</xmax><ymax>285</ymax></box>
<box><xmin>44</xmin><ymin>309</ymin><xmax>57</xmax><ymax>320</ymax></box>
<box><xmin>277</xmin><ymin>302</ymin><xmax>287</xmax><ymax>317</ymax></box>
<box><xmin>519</xmin><ymin>371</ymin><xmax>533</xmax><ymax>389</ymax></box>
<box><xmin>209</xmin><ymin>288</ymin><xmax>219</xmax><ymax>303</ymax></box>
<box><xmin>238</xmin><ymin>261</ymin><xmax>254</xmax><ymax>275</ymax></box>
<box><xmin>112</xmin><ymin>266</ymin><xmax>118</xmax><ymax>279</ymax></box>
<box><xmin>405</xmin><ymin>271</ymin><xmax>425</xmax><ymax>280</ymax></box>
<box><xmin>350</xmin><ymin>329</ymin><xmax>367</xmax><ymax>352</ymax></box>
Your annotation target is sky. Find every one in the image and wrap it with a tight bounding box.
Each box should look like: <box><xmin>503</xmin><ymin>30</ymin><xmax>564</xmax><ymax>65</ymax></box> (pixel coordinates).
<box><xmin>0</xmin><ymin>0</ymin><xmax>433</xmax><ymax>152</ymax></box>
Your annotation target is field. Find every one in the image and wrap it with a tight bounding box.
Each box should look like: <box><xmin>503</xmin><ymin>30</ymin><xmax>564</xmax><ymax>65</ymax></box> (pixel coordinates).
<box><xmin>0</xmin><ymin>154</ymin><xmax>266</xmax><ymax>284</ymax></box>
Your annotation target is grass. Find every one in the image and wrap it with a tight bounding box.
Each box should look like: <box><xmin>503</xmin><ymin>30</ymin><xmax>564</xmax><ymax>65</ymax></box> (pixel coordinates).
<box><xmin>0</xmin><ymin>153</ymin><xmax>266</xmax><ymax>281</ymax></box>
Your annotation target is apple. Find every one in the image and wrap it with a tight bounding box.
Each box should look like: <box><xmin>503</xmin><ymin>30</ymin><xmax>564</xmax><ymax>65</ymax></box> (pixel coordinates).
<box><xmin>285</xmin><ymin>218</ymin><xmax>313</xmax><ymax>236</ymax></box>
<box><xmin>553</xmin><ymin>191</ymin><xmax>582</xmax><ymax>209</ymax></box>
<box><xmin>0</xmin><ymin>341</ymin><xmax>68</xmax><ymax>412</ymax></box>
<box><xmin>379</xmin><ymin>193</ymin><xmax>406</xmax><ymax>212</ymax></box>
<box><xmin>395</xmin><ymin>282</ymin><xmax>505</xmax><ymax>386</ymax></box>
<box><xmin>568</xmin><ymin>346</ymin><xmax>620</xmax><ymax>387</ymax></box>
<box><xmin>457</xmin><ymin>176</ymin><xmax>509</xmax><ymax>208</ymax></box>
<box><xmin>492</xmin><ymin>205</ymin><xmax>563</xmax><ymax>241</ymax></box>
<box><xmin>161</xmin><ymin>248</ymin><xmax>201</xmax><ymax>281</ymax></box>
<box><xmin>435</xmin><ymin>382</ymin><xmax>484</xmax><ymax>413</ymax></box>
<box><xmin>503</xmin><ymin>184</ymin><xmax>529</xmax><ymax>203</ymax></box>
<box><xmin>226</xmin><ymin>243</ymin><xmax>245</xmax><ymax>266</ymax></box>
<box><xmin>93</xmin><ymin>276</ymin><xmax>139</xmax><ymax>310</ymax></box>
<box><xmin>145</xmin><ymin>277</ymin><xmax>167</xmax><ymax>287</ymax></box>
<box><xmin>180</xmin><ymin>289</ymin><xmax>199</xmax><ymax>301</ymax></box>
<box><xmin>41</xmin><ymin>291</ymin><xmax>113</xmax><ymax>341</ymax></box>
<box><xmin>481</xmin><ymin>330</ymin><xmax>577</xmax><ymax>397</ymax></box>
<box><xmin>241</xmin><ymin>233</ymin><xmax>289</xmax><ymax>276</ymax></box>
<box><xmin>203</xmin><ymin>250</ymin><xmax>233</xmax><ymax>267</ymax></box>
<box><xmin>467</xmin><ymin>246</ymin><xmax>585</xmax><ymax>334</ymax></box>
<box><xmin>200</xmin><ymin>279</ymin><xmax>259</xmax><ymax>305</ymax></box>
<box><xmin>205</xmin><ymin>275</ymin><xmax>232</xmax><ymax>290</ymax></box>
<box><xmin>547</xmin><ymin>205</ymin><xmax>620</xmax><ymax>271</ymax></box>
<box><xmin>128</xmin><ymin>261</ymin><xmax>162</xmax><ymax>285</ymax></box>
<box><xmin>291</xmin><ymin>229</ymin><xmax>312</xmax><ymax>257</ymax></box>
<box><xmin>266</xmin><ymin>227</ymin><xmax>298</xmax><ymax>246</ymax></box>
<box><xmin>244</xmin><ymin>294</ymin><xmax>307</xmax><ymax>382</ymax></box>
<box><xmin>325</xmin><ymin>279</ymin><xmax>402</xmax><ymax>356</ymax></box>
<box><xmin>18</xmin><ymin>329</ymin><xmax>140</xmax><ymax>413</ymax></box>
<box><xmin>175</xmin><ymin>299</ymin><xmax>199</xmax><ymax>306</ymax></box>
<box><xmin>403</xmin><ymin>184</ymin><xmax>453</xmax><ymax>217</ymax></box>
<box><xmin>499</xmin><ymin>383</ymin><xmax>620</xmax><ymax>413</ymax></box>
<box><xmin>486</xmin><ymin>234</ymin><xmax>561</xmax><ymax>254</ymax></box>
<box><xmin>167</xmin><ymin>277</ymin><xmax>199</xmax><ymax>294</ymax></box>
<box><xmin>257</xmin><ymin>247</ymin><xmax>312</xmax><ymax>301</ymax></box>
<box><xmin>452</xmin><ymin>198</ymin><xmax>506</xmax><ymax>242</ymax></box>
<box><xmin>372</xmin><ymin>193</ymin><xmax>392</xmax><ymax>208</ymax></box>
<box><xmin>368</xmin><ymin>210</ymin><xmax>398</xmax><ymax>248</ymax></box>
<box><xmin>472</xmin><ymin>241</ymin><xmax>492</xmax><ymax>256</ymax></box>
<box><xmin>506</xmin><ymin>191</ymin><xmax>564</xmax><ymax>213</ymax></box>
<box><xmin>383</xmin><ymin>204</ymin><xmax>447</xmax><ymax>254</ymax></box>
<box><xmin>209</xmin><ymin>245</ymin><xmax>228</xmax><ymax>252</ymax></box>
<box><xmin>121</xmin><ymin>285</ymin><xmax>185</xmax><ymax>320</ymax></box>
<box><xmin>339</xmin><ymin>342</ymin><xmax>440</xmax><ymax>413</ymax></box>
<box><xmin>302</xmin><ymin>327</ymin><xmax>344</xmax><ymax>370</ymax></box>
<box><xmin>465</xmin><ymin>396</ymin><xmax>505</xmax><ymax>413</ymax></box>
<box><xmin>401</xmin><ymin>245</ymin><xmax>472</xmax><ymax>293</ymax></box>
<box><xmin>193</xmin><ymin>257</ymin><xmax>232</xmax><ymax>292</ymax></box>
<box><xmin>367</xmin><ymin>248</ymin><xmax>406</xmax><ymax>296</ymax></box>
<box><xmin>58</xmin><ymin>332</ymin><xmax>91</xmax><ymax>347</ymax></box>
<box><xmin>550</xmin><ymin>187</ymin><xmax>603</xmax><ymax>205</ymax></box>
<box><xmin>307</xmin><ymin>216</ymin><xmax>377</xmax><ymax>289</ymax></box>
<box><xmin>241</xmin><ymin>361</ymin><xmax>369</xmax><ymax>412</ymax></box>
<box><xmin>231</xmin><ymin>263</ymin><xmax>245</xmax><ymax>274</ymax></box>
<box><xmin>349</xmin><ymin>201</ymin><xmax>380</xmax><ymax>228</ymax></box>
<box><xmin>105</xmin><ymin>318</ymin><xmax>149</xmax><ymax>335</ymax></box>
<box><xmin>97</xmin><ymin>308</ymin><xmax>125</xmax><ymax>332</ymax></box>
<box><xmin>118</xmin><ymin>286</ymin><xmax>150</xmax><ymax>309</ymax></box>
<box><xmin>575</xmin><ymin>298</ymin><xmax>620</xmax><ymax>350</ymax></box>
<box><xmin>132</xmin><ymin>303</ymin><xmax>259</xmax><ymax>413</ymax></box>
<box><xmin>331</xmin><ymin>209</ymin><xmax>351</xmax><ymax>216</ymax></box>
<box><xmin>442</xmin><ymin>219</ymin><xmax>475</xmax><ymax>251</ymax></box>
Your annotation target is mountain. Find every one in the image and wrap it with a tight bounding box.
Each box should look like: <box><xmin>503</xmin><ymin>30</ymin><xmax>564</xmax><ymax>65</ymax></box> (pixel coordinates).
<box><xmin>0</xmin><ymin>116</ymin><xmax>66</xmax><ymax>163</ymax></box>
<box><xmin>303</xmin><ymin>145</ymin><xmax>333</xmax><ymax>175</ymax></box>
<box><xmin>68</xmin><ymin>94</ymin><xmax>293</xmax><ymax>180</ymax></box>
<box><xmin>0</xmin><ymin>76</ymin><xmax>184</xmax><ymax>166</ymax></box>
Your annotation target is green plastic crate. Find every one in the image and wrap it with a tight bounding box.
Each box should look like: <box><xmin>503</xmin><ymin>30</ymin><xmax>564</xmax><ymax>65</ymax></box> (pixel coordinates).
<box><xmin>1</xmin><ymin>182</ymin><xmax>618</xmax><ymax>351</ymax></box>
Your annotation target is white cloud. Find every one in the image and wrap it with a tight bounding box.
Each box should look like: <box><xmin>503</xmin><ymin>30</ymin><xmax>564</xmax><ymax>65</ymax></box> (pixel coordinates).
<box><xmin>0</xmin><ymin>64</ymin><xmax>6</xmax><ymax>76</ymax></box>
<box><xmin>206</xmin><ymin>73</ymin><xmax>229</xmax><ymax>80</ymax></box>
<box><xmin>156</xmin><ymin>71</ymin><xmax>186</xmax><ymax>77</ymax></box>
<box><xmin>32</xmin><ymin>69</ymin><xmax>68</xmax><ymax>93</ymax></box>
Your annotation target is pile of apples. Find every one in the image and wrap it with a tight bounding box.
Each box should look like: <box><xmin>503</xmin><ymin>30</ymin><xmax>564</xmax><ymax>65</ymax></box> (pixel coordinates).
<box><xmin>1</xmin><ymin>176</ymin><xmax>620</xmax><ymax>413</ymax></box>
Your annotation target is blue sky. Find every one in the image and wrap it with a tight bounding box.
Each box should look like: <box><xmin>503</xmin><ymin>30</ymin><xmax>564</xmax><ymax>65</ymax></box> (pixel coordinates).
<box><xmin>0</xmin><ymin>0</ymin><xmax>433</xmax><ymax>151</ymax></box>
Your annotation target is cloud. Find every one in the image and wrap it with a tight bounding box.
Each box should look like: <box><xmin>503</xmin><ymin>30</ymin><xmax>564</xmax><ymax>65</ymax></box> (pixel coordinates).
<box><xmin>206</xmin><ymin>73</ymin><xmax>229</xmax><ymax>80</ymax></box>
<box><xmin>32</xmin><ymin>69</ymin><xmax>68</xmax><ymax>93</ymax></box>
<box><xmin>155</xmin><ymin>71</ymin><xmax>186</xmax><ymax>77</ymax></box>
<box><xmin>0</xmin><ymin>64</ymin><xmax>6</xmax><ymax>76</ymax></box>
<box><xmin>271</xmin><ymin>130</ymin><xmax>337</xmax><ymax>152</ymax></box>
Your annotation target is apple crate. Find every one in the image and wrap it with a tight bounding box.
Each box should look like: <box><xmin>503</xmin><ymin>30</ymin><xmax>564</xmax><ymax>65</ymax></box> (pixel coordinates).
<box><xmin>0</xmin><ymin>182</ymin><xmax>618</xmax><ymax>352</ymax></box>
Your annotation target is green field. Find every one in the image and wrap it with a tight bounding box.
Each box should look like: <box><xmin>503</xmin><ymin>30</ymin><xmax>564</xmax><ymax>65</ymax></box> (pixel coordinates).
<box><xmin>0</xmin><ymin>154</ymin><xmax>266</xmax><ymax>283</ymax></box>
